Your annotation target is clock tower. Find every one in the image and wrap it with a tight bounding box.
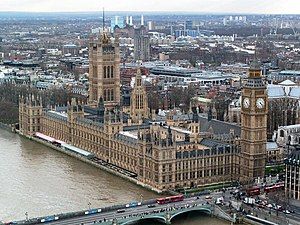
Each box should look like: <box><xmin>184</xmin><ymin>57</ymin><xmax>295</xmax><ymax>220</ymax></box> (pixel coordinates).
<box><xmin>240</xmin><ymin>60</ymin><xmax>268</xmax><ymax>183</ymax></box>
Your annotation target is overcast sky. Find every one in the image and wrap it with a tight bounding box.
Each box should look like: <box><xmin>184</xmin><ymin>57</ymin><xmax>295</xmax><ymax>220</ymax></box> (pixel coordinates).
<box><xmin>0</xmin><ymin>0</ymin><xmax>299</xmax><ymax>14</ymax></box>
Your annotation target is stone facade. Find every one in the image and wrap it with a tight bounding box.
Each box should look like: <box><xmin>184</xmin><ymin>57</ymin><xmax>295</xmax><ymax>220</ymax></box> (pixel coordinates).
<box><xmin>285</xmin><ymin>147</ymin><xmax>300</xmax><ymax>200</ymax></box>
<box><xmin>130</xmin><ymin>68</ymin><xmax>149</xmax><ymax>124</ymax></box>
<box><xmin>273</xmin><ymin>124</ymin><xmax>300</xmax><ymax>147</ymax></box>
<box><xmin>88</xmin><ymin>33</ymin><xmax>121</xmax><ymax>109</ymax></box>
<box><xmin>19</xmin><ymin>97</ymin><xmax>240</xmax><ymax>191</ymax></box>
<box><xmin>18</xmin><ymin>32</ymin><xmax>267</xmax><ymax>191</ymax></box>
<box><xmin>240</xmin><ymin>61</ymin><xmax>268</xmax><ymax>182</ymax></box>
<box><xmin>19</xmin><ymin>95</ymin><xmax>43</xmax><ymax>136</ymax></box>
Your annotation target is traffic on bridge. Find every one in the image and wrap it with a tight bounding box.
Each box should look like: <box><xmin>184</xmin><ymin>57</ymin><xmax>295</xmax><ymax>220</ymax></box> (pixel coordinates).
<box><xmin>10</xmin><ymin>192</ymin><xmax>221</xmax><ymax>225</ymax></box>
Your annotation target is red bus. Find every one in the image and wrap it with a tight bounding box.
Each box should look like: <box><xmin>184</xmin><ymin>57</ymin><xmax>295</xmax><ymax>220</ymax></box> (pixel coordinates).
<box><xmin>246</xmin><ymin>186</ymin><xmax>260</xmax><ymax>196</ymax></box>
<box><xmin>264</xmin><ymin>182</ymin><xmax>284</xmax><ymax>193</ymax></box>
<box><xmin>156</xmin><ymin>195</ymin><xmax>184</xmax><ymax>204</ymax></box>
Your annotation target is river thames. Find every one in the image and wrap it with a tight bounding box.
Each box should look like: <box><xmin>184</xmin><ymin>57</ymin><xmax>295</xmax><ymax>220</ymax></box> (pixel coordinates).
<box><xmin>0</xmin><ymin>129</ymin><xmax>228</xmax><ymax>224</ymax></box>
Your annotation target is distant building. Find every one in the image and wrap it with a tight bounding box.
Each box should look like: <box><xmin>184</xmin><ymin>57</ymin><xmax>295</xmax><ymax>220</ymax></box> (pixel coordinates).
<box><xmin>274</xmin><ymin>124</ymin><xmax>300</xmax><ymax>147</ymax></box>
<box><xmin>266</xmin><ymin>142</ymin><xmax>284</xmax><ymax>164</ymax></box>
<box><xmin>267</xmin><ymin>80</ymin><xmax>300</xmax><ymax>139</ymax></box>
<box><xmin>268</xmin><ymin>70</ymin><xmax>300</xmax><ymax>84</ymax></box>
<box><xmin>62</xmin><ymin>44</ymin><xmax>79</xmax><ymax>56</ymax></box>
<box><xmin>134</xmin><ymin>26</ymin><xmax>150</xmax><ymax>62</ymax></box>
<box><xmin>285</xmin><ymin>146</ymin><xmax>300</xmax><ymax>200</ymax></box>
<box><xmin>226</xmin><ymin>97</ymin><xmax>241</xmax><ymax>125</ymax></box>
<box><xmin>114</xmin><ymin>25</ymin><xmax>135</xmax><ymax>38</ymax></box>
<box><xmin>148</xmin><ymin>21</ymin><xmax>155</xmax><ymax>31</ymax></box>
<box><xmin>185</xmin><ymin>20</ymin><xmax>193</xmax><ymax>30</ymax></box>
<box><xmin>111</xmin><ymin>16</ymin><xmax>125</xmax><ymax>31</ymax></box>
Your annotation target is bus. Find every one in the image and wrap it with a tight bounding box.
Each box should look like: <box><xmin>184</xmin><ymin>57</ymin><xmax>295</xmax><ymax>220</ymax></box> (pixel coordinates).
<box><xmin>246</xmin><ymin>186</ymin><xmax>260</xmax><ymax>196</ymax></box>
<box><xmin>156</xmin><ymin>195</ymin><xmax>184</xmax><ymax>205</ymax></box>
<box><xmin>264</xmin><ymin>182</ymin><xmax>284</xmax><ymax>193</ymax></box>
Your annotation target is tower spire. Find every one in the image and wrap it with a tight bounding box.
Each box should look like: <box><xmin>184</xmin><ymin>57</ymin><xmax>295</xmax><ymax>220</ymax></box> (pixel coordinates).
<box><xmin>102</xmin><ymin>7</ymin><xmax>105</xmax><ymax>32</ymax></box>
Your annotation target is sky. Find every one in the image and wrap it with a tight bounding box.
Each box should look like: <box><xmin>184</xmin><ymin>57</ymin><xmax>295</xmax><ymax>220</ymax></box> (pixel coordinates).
<box><xmin>0</xmin><ymin>0</ymin><xmax>299</xmax><ymax>14</ymax></box>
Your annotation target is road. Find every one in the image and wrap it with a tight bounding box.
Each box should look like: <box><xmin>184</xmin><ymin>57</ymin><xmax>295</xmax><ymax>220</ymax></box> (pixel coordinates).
<box><xmin>44</xmin><ymin>193</ymin><xmax>222</xmax><ymax>225</ymax></box>
<box><xmin>220</xmin><ymin>188</ymin><xmax>300</xmax><ymax>225</ymax></box>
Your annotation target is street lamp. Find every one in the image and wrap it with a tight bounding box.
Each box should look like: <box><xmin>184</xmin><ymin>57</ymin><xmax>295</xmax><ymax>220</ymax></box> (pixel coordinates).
<box><xmin>25</xmin><ymin>212</ymin><xmax>28</xmax><ymax>221</ymax></box>
<box><xmin>140</xmin><ymin>194</ymin><xmax>143</xmax><ymax>203</ymax></box>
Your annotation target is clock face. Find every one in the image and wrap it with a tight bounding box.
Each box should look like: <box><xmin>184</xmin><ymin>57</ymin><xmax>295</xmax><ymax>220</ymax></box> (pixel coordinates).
<box><xmin>243</xmin><ymin>97</ymin><xmax>250</xmax><ymax>108</ymax></box>
<box><xmin>256</xmin><ymin>98</ymin><xmax>265</xmax><ymax>109</ymax></box>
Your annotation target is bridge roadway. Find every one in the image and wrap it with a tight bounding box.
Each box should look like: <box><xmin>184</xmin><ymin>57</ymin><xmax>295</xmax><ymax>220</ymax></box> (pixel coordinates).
<box><xmin>44</xmin><ymin>194</ymin><xmax>221</xmax><ymax>225</ymax></box>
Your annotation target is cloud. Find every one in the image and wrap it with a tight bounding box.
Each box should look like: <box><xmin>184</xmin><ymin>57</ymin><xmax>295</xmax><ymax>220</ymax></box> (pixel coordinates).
<box><xmin>0</xmin><ymin>0</ymin><xmax>299</xmax><ymax>14</ymax></box>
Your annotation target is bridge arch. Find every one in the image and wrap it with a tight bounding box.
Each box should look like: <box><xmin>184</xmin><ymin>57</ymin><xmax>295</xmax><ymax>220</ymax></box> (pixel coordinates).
<box><xmin>170</xmin><ymin>208</ymin><xmax>212</xmax><ymax>222</ymax></box>
<box><xmin>121</xmin><ymin>215</ymin><xmax>167</xmax><ymax>225</ymax></box>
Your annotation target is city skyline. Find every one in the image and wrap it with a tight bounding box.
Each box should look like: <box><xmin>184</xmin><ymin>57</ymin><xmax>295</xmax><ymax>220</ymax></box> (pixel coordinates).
<box><xmin>1</xmin><ymin>0</ymin><xmax>300</xmax><ymax>14</ymax></box>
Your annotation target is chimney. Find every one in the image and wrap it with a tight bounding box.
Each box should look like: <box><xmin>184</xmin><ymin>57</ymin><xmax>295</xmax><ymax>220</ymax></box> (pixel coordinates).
<box><xmin>141</xmin><ymin>15</ymin><xmax>144</xmax><ymax>26</ymax></box>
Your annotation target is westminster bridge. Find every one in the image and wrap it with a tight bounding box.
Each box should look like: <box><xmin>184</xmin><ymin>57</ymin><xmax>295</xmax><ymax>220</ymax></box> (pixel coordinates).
<box><xmin>7</xmin><ymin>194</ymin><xmax>235</xmax><ymax>225</ymax></box>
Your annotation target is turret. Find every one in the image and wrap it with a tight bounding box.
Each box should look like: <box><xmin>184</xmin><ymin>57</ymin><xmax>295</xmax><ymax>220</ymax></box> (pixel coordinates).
<box><xmin>68</xmin><ymin>98</ymin><xmax>84</xmax><ymax>123</ymax></box>
<box><xmin>19</xmin><ymin>94</ymin><xmax>43</xmax><ymax>136</ymax></box>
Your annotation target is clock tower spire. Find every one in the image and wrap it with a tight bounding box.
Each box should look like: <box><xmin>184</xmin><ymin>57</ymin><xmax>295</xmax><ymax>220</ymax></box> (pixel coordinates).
<box><xmin>240</xmin><ymin>60</ymin><xmax>268</xmax><ymax>183</ymax></box>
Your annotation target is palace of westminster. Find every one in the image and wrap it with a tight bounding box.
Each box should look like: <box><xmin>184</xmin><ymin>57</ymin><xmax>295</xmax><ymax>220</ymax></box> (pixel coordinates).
<box><xmin>18</xmin><ymin>32</ymin><xmax>268</xmax><ymax>191</ymax></box>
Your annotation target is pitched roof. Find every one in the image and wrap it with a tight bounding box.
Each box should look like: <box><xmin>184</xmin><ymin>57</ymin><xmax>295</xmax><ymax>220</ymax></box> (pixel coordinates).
<box><xmin>200</xmin><ymin>138</ymin><xmax>230</xmax><ymax>148</ymax></box>
<box><xmin>198</xmin><ymin>116</ymin><xmax>241</xmax><ymax>136</ymax></box>
<box><xmin>279</xmin><ymin>79</ymin><xmax>296</xmax><ymax>86</ymax></box>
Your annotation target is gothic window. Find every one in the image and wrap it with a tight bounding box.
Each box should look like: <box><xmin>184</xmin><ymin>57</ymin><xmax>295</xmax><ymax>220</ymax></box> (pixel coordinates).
<box><xmin>140</xmin><ymin>95</ymin><xmax>144</xmax><ymax>109</ymax></box>
<box><xmin>93</xmin><ymin>66</ymin><xmax>97</xmax><ymax>78</ymax></box>
<box><xmin>103</xmin><ymin>89</ymin><xmax>107</xmax><ymax>101</ymax></box>
<box><xmin>110</xmin><ymin>89</ymin><xmax>114</xmax><ymax>101</ymax></box>
<box><xmin>137</xmin><ymin>78</ymin><xmax>142</xmax><ymax>86</ymax></box>
<box><xmin>136</xmin><ymin>96</ymin><xmax>139</xmax><ymax>109</ymax></box>
<box><xmin>107</xmin><ymin>66</ymin><xmax>110</xmax><ymax>78</ymax></box>
<box><xmin>110</xmin><ymin>66</ymin><xmax>114</xmax><ymax>78</ymax></box>
<box><xmin>93</xmin><ymin>88</ymin><xmax>97</xmax><ymax>101</ymax></box>
<box><xmin>103</xmin><ymin>66</ymin><xmax>107</xmax><ymax>78</ymax></box>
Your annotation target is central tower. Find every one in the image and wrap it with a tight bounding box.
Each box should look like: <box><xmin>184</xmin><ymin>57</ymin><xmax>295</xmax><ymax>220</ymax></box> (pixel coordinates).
<box><xmin>240</xmin><ymin>60</ymin><xmax>268</xmax><ymax>183</ymax></box>
<box><xmin>88</xmin><ymin>33</ymin><xmax>121</xmax><ymax>109</ymax></box>
<box><xmin>130</xmin><ymin>68</ymin><xmax>149</xmax><ymax>124</ymax></box>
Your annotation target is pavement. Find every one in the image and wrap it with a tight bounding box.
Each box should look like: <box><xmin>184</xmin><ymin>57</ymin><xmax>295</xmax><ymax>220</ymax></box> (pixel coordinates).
<box><xmin>221</xmin><ymin>188</ymin><xmax>300</xmax><ymax>225</ymax></box>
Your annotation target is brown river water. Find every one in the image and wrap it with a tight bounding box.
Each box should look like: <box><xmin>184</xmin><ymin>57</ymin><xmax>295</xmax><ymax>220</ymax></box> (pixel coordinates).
<box><xmin>0</xmin><ymin>129</ymin><xmax>228</xmax><ymax>224</ymax></box>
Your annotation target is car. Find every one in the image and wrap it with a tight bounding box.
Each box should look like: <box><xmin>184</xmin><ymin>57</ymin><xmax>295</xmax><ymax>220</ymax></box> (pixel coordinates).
<box><xmin>240</xmin><ymin>191</ymin><xmax>246</xmax><ymax>196</ymax></box>
<box><xmin>125</xmin><ymin>201</ymin><xmax>140</xmax><ymax>208</ymax></box>
<box><xmin>147</xmin><ymin>204</ymin><xmax>156</xmax><ymax>208</ymax></box>
<box><xmin>117</xmin><ymin>209</ymin><xmax>125</xmax><ymax>213</ymax></box>
<box><xmin>283</xmin><ymin>210</ymin><xmax>291</xmax><ymax>214</ymax></box>
<box><xmin>205</xmin><ymin>195</ymin><xmax>212</xmax><ymax>200</ymax></box>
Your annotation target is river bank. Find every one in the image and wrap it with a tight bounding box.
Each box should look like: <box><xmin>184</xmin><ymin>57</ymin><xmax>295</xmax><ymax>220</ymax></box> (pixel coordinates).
<box><xmin>0</xmin><ymin>129</ymin><xmax>159</xmax><ymax>221</ymax></box>
<box><xmin>16</xmin><ymin>130</ymin><xmax>163</xmax><ymax>194</ymax></box>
